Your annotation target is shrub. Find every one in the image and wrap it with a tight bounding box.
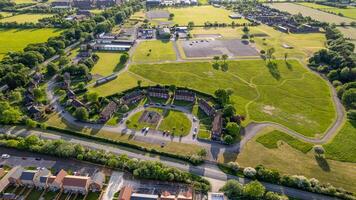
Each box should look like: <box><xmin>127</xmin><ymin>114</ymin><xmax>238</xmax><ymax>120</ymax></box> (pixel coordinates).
<box><xmin>243</xmin><ymin>167</ymin><xmax>256</xmax><ymax>178</ymax></box>
<box><xmin>226</xmin><ymin>162</ymin><xmax>240</xmax><ymax>172</ymax></box>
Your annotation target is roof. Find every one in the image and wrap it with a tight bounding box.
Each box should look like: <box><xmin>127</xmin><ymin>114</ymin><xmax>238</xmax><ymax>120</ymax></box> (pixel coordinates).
<box><xmin>9</xmin><ymin>166</ymin><xmax>24</xmax><ymax>180</ymax></box>
<box><xmin>131</xmin><ymin>193</ymin><xmax>158</xmax><ymax>199</ymax></box>
<box><xmin>100</xmin><ymin>101</ymin><xmax>118</xmax><ymax>119</ymax></box>
<box><xmin>20</xmin><ymin>170</ymin><xmax>36</xmax><ymax>181</ymax></box>
<box><xmin>177</xmin><ymin>191</ymin><xmax>192</xmax><ymax>200</ymax></box>
<box><xmin>47</xmin><ymin>169</ymin><xmax>67</xmax><ymax>185</ymax></box>
<box><xmin>118</xmin><ymin>186</ymin><xmax>132</xmax><ymax>200</ymax></box>
<box><xmin>39</xmin><ymin>176</ymin><xmax>48</xmax><ymax>183</ymax></box>
<box><xmin>161</xmin><ymin>191</ymin><xmax>175</xmax><ymax>200</ymax></box>
<box><xmin>0</xmin><ymin>166</ymin><xmax>23</xmax><ymax>193</ymax></box>
<box><xmin>0</xmin><ymin>168</ymin><xmax>5</xmax><ymax>178</ymax></box>
<box><xmin>62</xmin><ymin>175</ymin><xmax>90</xmax><ymax>188</ymax></box>
<box><xmin>212</xmin><ymin>112</ymin><xmax>223</xmax><ymax>135</ymax></box>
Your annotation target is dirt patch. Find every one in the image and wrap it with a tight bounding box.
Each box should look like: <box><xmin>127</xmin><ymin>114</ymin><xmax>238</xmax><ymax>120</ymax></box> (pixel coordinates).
<box><xmin>139</xmin><ymin>110</ymin><xmax>162</xmax><ymax>124</ymax></box>
<box><xmin>263</xmin><ymin>105</ymin><xmax>275</xmax><ymax>115</ymax></box>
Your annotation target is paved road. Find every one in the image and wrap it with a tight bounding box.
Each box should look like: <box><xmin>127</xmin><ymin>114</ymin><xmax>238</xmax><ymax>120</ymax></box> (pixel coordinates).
<box><xmin>0</xmin><ymin>128</ymin><xmax>340</xmax><ymax>200</ymax></box>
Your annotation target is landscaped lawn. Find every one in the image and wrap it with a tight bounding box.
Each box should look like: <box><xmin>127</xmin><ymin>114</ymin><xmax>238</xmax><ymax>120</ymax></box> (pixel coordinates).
<box><xmin>227</xmin><ymin>133</ymin><xmax>356</xmax><ymax>193</ymax></box>
<box><xmin>91</xmin><ymin>52</ymin><xmax>123</xmax><ymax>76</ymax></box>
<box><xmin>26</xmin><ymin>189</ymin><xmax>43</xmax><ymax>200</ymax></box>
<box><xmin>158</xmin><ymin>110</ymin><xmax>192</xmax><ymax>136</ymax></box>
<box><xmin>0</xmin><ymin>12</ymin><xmax>14</xmax><ymax>17</ymax></box>
<box><xmin>297</xmin><ymin>2</ymin><xmax>356</xmax><ymax>20</ymax></box>
<box><xmin>197</xmin><ymin>129</ymin><xmax>211</xmax><ymax>139</ymax></box>
<box><xmin>0</xmin><ymin>28</ymin><xmax>61</xmax><ymax>59</ymax></box>
<box><xmin>132</xmin><ymin>40</ymin><xmax>176</xmax><ymax>63</ymax></box>
<box><xmin>86</xmin><ymin>192</ymin><xmax>101</xmax><ymax>200</ymax></box>
<box><xmin>0</xmin><ymin>13</ymin><xmax>53</xmax><ymax>23</ymax></box>
<box><xmin>12</xmin><ymin>0</ymin><xmax>36</xmax><ymax>3</ymax></box>
<box><xmin>128</xmin><ymin>60</ymin><xmax>335</xmax><ymax>137</ymax></box>
<box><xmin>324</xmin><ymin>120</ymin><xmax>356</xmax><ymax>162</ymax></box>
<box><xmin>256</xmin><ymin>130</ymin><xmax>313</xmax><ymax>153</ymax></box>
<box><xmin>167</xmin><ymin>6</ymin><xmax>249</xmax><ymax>26</ymax></box>
<box><xmin>126</xmin><ymin>107</ymin><xmax>163</xmax><ymax>130</ymax></box>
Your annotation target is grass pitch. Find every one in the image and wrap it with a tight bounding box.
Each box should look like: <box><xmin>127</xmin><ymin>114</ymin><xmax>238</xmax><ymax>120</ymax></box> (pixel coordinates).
<box><xmin>297</xmin><ymin>2</ymin><xmax>356</xmax><ymax>20</ymax></box>
<box><xmin>132</xmin><ymin>40</ymin><xmax>176</xmax><ymax>63</ymax></box>
<box><xmin>266</xmin><ymin>3</ymin><xmax>355</xmax><ymax>25</ymax></box>
<box><xmin>0</xmin><ymin>28</ymin><xmax>61</xmax><ymax>59</ymax></box>
<box><xmin>167</xmin><ymin>6</ymin><xmax>249</xmax><ymax>26</ymax></box>
<box><xmin>0</xmin><ymin>13</ymin><xmax>53</xmax><ymax>23</ymax></box>
<box><xmin>91</xmin><ymin>52</ymin><xmax>123</xmax><ymax>76</ymax></box>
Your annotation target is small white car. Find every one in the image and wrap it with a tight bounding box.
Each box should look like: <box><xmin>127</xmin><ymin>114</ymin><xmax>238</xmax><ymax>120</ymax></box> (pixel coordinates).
<box><xmin>1</xmin><ymin>154</ymin><xmax>10</xmax><ymax>159</ymax></box>
<box><xmin>193</xmin><ymin>117</ymin><xmax>197</xmax><ymax>122</ymax></box>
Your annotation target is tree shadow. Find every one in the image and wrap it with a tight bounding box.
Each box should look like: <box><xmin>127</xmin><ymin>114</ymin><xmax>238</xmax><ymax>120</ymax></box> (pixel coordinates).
<box><xmin>266</xmin><ymin>61</ymin><xmax>281</xmax><ymax>80</ymax></box>
<box><xmin>315</xmin><ymin>155</ymin><xmax>330</xmax><ymax>172</ymax></box>
<box><xmin>286</xmin><ymin>61</ymin><xmax>293</xmax><ymax>71</ymax></box>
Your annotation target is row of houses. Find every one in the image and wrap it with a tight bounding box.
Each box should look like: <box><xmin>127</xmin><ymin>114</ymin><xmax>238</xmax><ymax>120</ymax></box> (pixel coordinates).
<box><xmin>0</xmin><ymin>166</ymin><xmax>105</xmax><ymax>195</ymax></box>
<box><xmin>242</xmin><ymin>4</ymin><xmax>319</xmax><ymax>33</ymax></box>
<box><xmin>118</xmin><ymin>186</ymin><xmax>193</xmax><ymax>200</ymax></box>
<box><xmin>146</xmin><ymin>0</ymin><xmax>197</xmax><ymax>7</ymax></box>
<box><xmin>198</xmin><ymin>98</ymin><xmax>222</xmax><ymax>140</ymax></box>
<box><xmin>51</xmin><ymin>0</ymin><xmax>122</xmax><ymax>9</ymax></box>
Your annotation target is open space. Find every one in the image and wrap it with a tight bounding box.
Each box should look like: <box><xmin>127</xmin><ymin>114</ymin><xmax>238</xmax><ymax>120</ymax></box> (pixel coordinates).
<box><xmin>0</xmin><ymin>13</ymin><xmax>53</xmax><ymax>23</ymax></box>
<box><xmin>91</xmin><ymin>52</ymin><xmax>123</xmax><ymax>77</ymax></box>
<box><xmin>132</xmin><ymin>40</ymin><xmax>176</xmax><ymax>63</ymax></box>
<box><xmin>166</xmin><ymin>6</ymin><xmax>249</xmax><ymax>26</ymax></box>
<box><xmin>158</xmin><ymin>109</ymin><xmax>192</xmax><ymax>136</ymax></box>
<box><xmin>297</xmin><ymin>2</ymin><xmax>356</xmax><ymax>20</ymax></box>
<box><xmin>180</xmin><ymin>39</ymin><xmax>259</xmax><ymax>58</ymax></box>
<box><xmin>0</xmin><ymin>28</ymin><xmax>61</xmax><ymax>59</ymax></box>
<box><xmin>266</xmin><ymin>3</ymin><xmax>355</xmax><ymax>25</ymax></box>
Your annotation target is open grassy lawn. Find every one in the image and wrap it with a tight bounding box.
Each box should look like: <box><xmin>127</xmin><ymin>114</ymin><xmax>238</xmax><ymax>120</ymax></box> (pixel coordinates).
<box><xmin>191</xmin><ymin>26</ymin><xmax>269</xmax><ymax>39</ymax></box>
<box><xmin>0</xmin><ymin>12</ymin><xmax>14</xmax><ymax>17</ymax></box>
<box><xmin>0</xmin><ymin>28</ymin><xmax>61</xmax><ymax>59</ymax></box>
<box><xmin>132</xmin><ymin>40</ymin><xmax>176</xmax><ymax>63</ymax></box>
<box><xmin>158</xmin><ymin>110</ymin><xmax>192</xmax><ymax>136</ymax></box>
<box><xmin>45</xmin><ymin>112</ymin><xmax>203</xmax><ymax>157</ymax></box>
<box><xmin>225</xmin><ymin>134</ymin><xmax>356</xmax><ymax>193</ymax></box>
<box><xmin>167</xmin><ymin>6</ymin><xmax>249</xmax><ymax>26</ymax></box>
<box><xmin>11</xmin><ymin>0</ymin><xmax>36</xmax><ymax>3</ymax></box>
<box><xmin>197</xmin><ymin>129</ymin><xmax>210</xmax><ymax>139</ymax></box>
<box><xmin>128</xmin><ymin>59</ymin><xmax>335</xmax><ymax>137</ymax></box>
<box><xmin>256</xmin><ymin>130</ymin><xmax>313</xmax><ymax>153</ymax></box>
<box><xmin>43</xmin><ymin>191</ymin><xmax>58</xmax><ymax>200</ymax></box>
<box><xmin>0</xmin><ymin>13</ymin><xmax>53</xmax><ymax>23</ymax></box>
<box><xmin>324</xmin><ymin>120</ymin><xmax>356</xmax><ymax>162</ymax></box>
<box><xmin>127</xmin><ymin>107</ymin><xmax>163</xmax><ymax>130</ymax></box>
<box><xmin>198</xmin><ymin>0</ymin><xmax>208</xmax><ymax>4</ymax></box>
<box><xmin>91</xmin><ymin>52</ymin><xmax>123</xmax><ymax>76</ymax></box>
<box><xmin>266</xmin><ymin>3</ymin><xmax>355</xmax><ymax>25</ymax></box>
<box><xmin>86</xmin><ymin>192</ymin><xmax>101</xmax><ymax>200</ymax></box>
<box><xmin>297</xmin><ymin>2</ymin><xmax>356</xmax><ymax>20</ymax></box>
<box><xmin>26</xmin><ymin>189</ymin><xmax>43</xmax><ymax>200</ymax></box>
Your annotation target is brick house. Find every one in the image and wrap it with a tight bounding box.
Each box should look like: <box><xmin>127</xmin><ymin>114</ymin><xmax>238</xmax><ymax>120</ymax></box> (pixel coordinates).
<box><xmin>99</xmin><ymin>101</ymin><xmax>118</xmax><ymax>123</ymax></box>
<box><xmin>89</xmin><ymin>171</ymin><xmax>105</xmax><ymax>192</ymax></box>
<box><xmin>47</xmin><ymin>169</ymin><xmax>68</xmax><ymax>191</ymax></box>
<box><xmin>174</xmin><ymin>90</ymin><xmax>196</xmax><ymax>102</ymax></box>
<box><xmin>8</xmin><ymin>166</ymin><xmax>24</xmax><ymax>185</ymax></box>
<box><xmin>62</xmin><ymin>175</ymin><xmax>91</xmax><ymax>194</ymax></box>
<box><xmin>148</xmin><ymin>87</ymin><xmax>169</xmax><ymax>99</ymax></box>
<box><xmin>121</xmin><ymin>90</ymin><xmax>144</xmax><ymax>105</ymax></box>
<box><xmin>198</xmin><ymin>98</ymin><xmax>215</xmax><ymax>117</ymax></box>
<box><xmin>211</xmin><ymin>112</ymin><xmax>223</xmax><ymax>140</ymax></box>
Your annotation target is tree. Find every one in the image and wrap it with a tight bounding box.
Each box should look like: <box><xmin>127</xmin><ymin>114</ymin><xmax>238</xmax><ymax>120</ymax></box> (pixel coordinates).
<box><xmin>169</xmin><ymin>84</ymin><xmax>176</xmax><ymax>93</ymax></box>
<box><xmin>86</xmin><ymin>92</ymin><xmax>99</xmax><ymax>104</ymax></box>
<box><xmin>33</xmin><ymin>88</ymin><xmax>45</xmax><ymax>102</ymax></box>
<box><xmin>215</xmin><ymin>89</ymin><xmax>231</xmax><ymax>106</ymax></box>
<box><xmin>284</xmin><ymin>52</ymin><xmax>288</xmax><ymax>62</ymax></box>
<box><xmin>243</xmin><ymin>181</ymin><xmax>265</xmax><ymax>200</ymax></box>
<box><xmin>219</xmin><ymin>180</ymin><xmax>243</xmax><ymax>200</ymax></box>
<box><xmin>342</xmin><ymin>88</ymin><xmax>356</xmax><ymax>109</ymax></box>
<box><xmin>46</xmin><ymin>63</ymin><xmax>59</xmax><ymax>76</ymax></box>
<box><xmin>9</xmin><ymin>91</ymin><xmax>22</xmax><ymax>103</ymax></box>
<box><xmin>213</xmin><ymin>56</ymin><xmax>220</xmax><ymax>63</ymax></box>
<box><xmin>77</xmin><ymin>82</ymin><xmax>85</xmax><ymax>90</ymax></box>
<box><xmin>0</xmin><ymin>101</ymin><xmax>22</xmax><ymax>124</ymax></box>
<box><xmin>137</xmin><ymin>80</ymin><xmax>142</xmax><ymax>88</ymax></box>
<box><xmin>226</xmin><ymin>122</ymin><xmax>240</xmax><ymax>137</ymax></box>
<box><xmin>121</xmin><ymin>104</ymin><xmax>129</xmax><ymax>112</ymax></box>
<box><xmin>347</xmin><ymin>109</ymin><xmax>356</xmax><ymax>120</ymax></box>
<box><xmin>188</xmin><ymin>21</ymin><xmax>194</xmax><ymax>29</ymax></box>
<box><xmin>313</xmin><ymin>145</ymin><xmax>325</xmax><ymax>157</ymax></box>
<box><xmin>74</xmin><ymin>107</ymin><xmax>88</xmax><ymax>121</ymax></box>
<box><xmin>120</xmin><ymin>53</ymin><xmax>129</xmax><ymax>64</ymax></box>
<box><xmin>221</xmin><ymin>62</ymin><xmax>228</xmax><ymax>71</ymax></box>
<box><xmin>223</xmin><ymin>104</ymin><xmax>236</xmax><ymax>118</ymax></box>
<box><xmin>223</xmin><ymin>135</ymin><xmax>233</xmax><ymax>144</ymax></box>
<box><xmin>25</xmin><ymin>118</ymin><xmax>37</xmax><ymax>128</ymax></box>
<box><xmin>266</xmin><ymin>47</ymin><xmax>275</xmax><ymax>61</ymax></box>
<box><xmin>221</xmin><ymin>54</ymin><xmax>228</xmax><ymax>63</ymax></box>
<box><xmin>265</xmin><ymin>191</ymin><xmax>288</xmax><ymax>200</ymax></box>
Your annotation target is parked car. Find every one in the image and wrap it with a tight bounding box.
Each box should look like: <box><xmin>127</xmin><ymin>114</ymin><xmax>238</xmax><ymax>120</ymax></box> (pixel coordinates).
<box><xmin>194</xmin><ymin>127</ymin><xmax>197</xmax><ymax>132</ymax></box>
<box><xmin>193</xmin><ymin>117</ymin><xmax>197</xmax><ymax>122</ymax></box>
<box><xmin>145</xmin><ymin>127</ymin><xmax>150</xmax><ymax>133</ymax></box>
<box><xmin>1</xmin><ymin>154</ymin><xmax>10</xmax><ymax>159</ymax></box>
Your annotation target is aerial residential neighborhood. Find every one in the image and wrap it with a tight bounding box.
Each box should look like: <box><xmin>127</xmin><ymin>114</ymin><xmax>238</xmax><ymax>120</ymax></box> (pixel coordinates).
<box><xmin>0</xmin><ymin>0</ymin><xmax>356</xmax><ymax>199</ymax></box>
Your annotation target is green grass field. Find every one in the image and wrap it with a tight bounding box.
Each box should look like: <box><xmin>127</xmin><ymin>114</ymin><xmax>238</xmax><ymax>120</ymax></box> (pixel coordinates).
<box><xmin>267</xmin><ymin>3</ymin><xmax>355</xmax><ymax>25</ymax></box>
<box><xmin>132</xmin><ymin>40</ymin><xmax>176</xmax><ymax>63</ymax></box>
<box><xmin>127</xmin><ymin>60</ymin><xmax>335</xmax><ymax>137</ymax></box>
<box><xmin>167</xmin><ymin>6</ymin><xmax>249</xmax><ymax>26</ymax></box>
<box><xmin>0</xmin><ymin>12</ymin><xmax>14</xmax><ymax>18</ymax></box>
<box><xmin>324</xmin><ymin>120</ymin><xmax>356</xmax><ymax>162</ymax></box>
<box><xmin>26</xmin><ymin>189</ymin><xmax>43</xmax><ymax>200</ymax></box>
<box><xmin>91</xmin><ymin>52</ymin><xmax>123</xmax><ymax>76</ymax></box>
<box><xmin>127</xmin><ymin>108</ymin><xmax>163</xmax><ymax>130</ymax></box>
<box><xmin>0</xmin><ymin>28</ymin><xmax>61</xmax><ymax>59</ymax></box>
<box><xmin>11</xmin><ymin>0</ymin><xmax>36</xmax><ymax>3</ymax></box>
<box><xmin>297</xmin><ymin>2</ymin><xmax>356</xmax><ymax>20</ymax></box>
<box><xmin>256</xmin><ymin>130</ymin><xmax>313</xmax><ymax>153</ymax></box>
<box><xmin>0</xmin><ymin>13</ymin><xmax>53</xmax><ymax>23</ymax></box>
<box><xmin>158</xmin><ymin>110</ymin><xmax>192</xmax><ymax>136</ymax></box>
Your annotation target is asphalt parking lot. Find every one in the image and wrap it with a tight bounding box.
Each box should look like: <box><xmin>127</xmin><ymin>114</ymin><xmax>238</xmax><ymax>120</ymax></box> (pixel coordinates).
<box><xmin>146</xmin><ymin>10</ymin><xmax>170</xmax><ymax>19</ymax></box>
<box><xmin>181</xmin><ymin>38</ymin><xmax>259</xmax><ymax>58</ymax></box>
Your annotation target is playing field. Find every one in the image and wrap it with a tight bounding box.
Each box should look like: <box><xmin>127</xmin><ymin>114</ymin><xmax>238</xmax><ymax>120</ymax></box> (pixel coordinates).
<box><xmin>167</xmin><ymin>6</ymin><xmax>249</xmax><ymax>26</ymax></box>
<box><xmin>227</xmin><ymin>131</ymin><xmax>356</xmax><ymax>193</ymax></box>
<box><xmin>266</xmin><ymin>3</ymin><xmax>355</xmax><ymax>25</ymax></box>
<box><xmin>132</xmin><ymin>40</ymin><xmax>176</xmax><ymax>63</ymax></box>
<box><xmin>158</xmin><ymin>110</ymin><xmax>192</xmax><ymax>136</ymax></box>
<box><xmin>91</xmin><ymin>52</ymin><xmax>123</xmax><ymax>77</ymax></box>
<box><xmin>297</xmin><ymin>2</ymin><xmax>356</xmax><ymax>20</ymax></box>
<box><xmin>0</xmin><ymin>28</ymin><xmax>61</xmax><ymax>59</ymax></box>
<box><xmin>0</xmin><ymin>13</ymin><xmax>53</xmax><ymax>23</ymax></box>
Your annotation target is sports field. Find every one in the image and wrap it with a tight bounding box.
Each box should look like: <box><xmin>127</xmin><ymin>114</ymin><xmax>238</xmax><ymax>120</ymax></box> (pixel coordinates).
<box><xmin>0</xmin><ymin>13</ymin><xmax>53</xmax><ymax>23</ymax></box>
<box><xmin>297</xmin><ymin>2</ymin><xmax>356</xmax><ymax>20</ymax></box>
<box><xmin>132</xmin><ymin>40</ymin><xmax>176</xmax><ymax>63</ymax></box>
<box><xmin>167</xmin><ymin>6</ymin><xmax>249</xmax><ymax>26</ymax></box>
<box><xmin>266</xmin><ymin>3</ymin><xmax>355</xmax><ymax>25</ymax></box>
<box><xmin>0</xmin><ymin>28</ymin><xmax>61</xmax><ymax>59</ymax></box>
<box><xmin>91</xmin><ymin>52</ymin><xmax>123</xmax><ymax>76</ymax></box>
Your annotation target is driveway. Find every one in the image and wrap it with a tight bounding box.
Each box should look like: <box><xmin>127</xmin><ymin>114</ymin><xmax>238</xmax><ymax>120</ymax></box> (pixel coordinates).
<box><xmin>102</xmin><ymin>172</ymin><xmax>124</xmax><ymax>200</ymax></box>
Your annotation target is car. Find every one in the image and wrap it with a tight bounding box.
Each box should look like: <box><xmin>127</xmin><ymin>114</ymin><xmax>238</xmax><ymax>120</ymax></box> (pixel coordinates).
<box><xmin>193</xmin><ymin>117</ymin><xmax>197</xmax><ymax>122</ymax></box>
<box><xmin>171</xmin><ymin>105</ymin><xmax>175</xmax><ymax>108</ymax></box>
<box><xmin>35</xmin><ymin>157</ymin><xmax>42</xmax><ymax>161</ymax></box>
<box><xmin>144</xmin><ymin>104</ymin><xmax>149</xmax><ymax>107</ymax></box>
<box><xmin>142</xmin><ymin>127</ymin><xmax>146</xmax><ymax>132</ymax></box>
<box><xmin>162</xmin><ymin>104</ymin><xmax>166</xmax><ymax>107</ymax></box>
<box><xmin>155</xmin><ymin>103</ymin><xmax>160</xmax><ymax>106</ymax></box>
<box><xmin>193</xmin><ymin>132</ymin><xmax>197</xmax><ymax>138</ymax></box>
<box><xmin>145</xmin><ymin>127</ymin><xmax>150</xmax><ymax>133</ymax></box>
<box><xmin>194</xmin><ymin>127</ymin><xmax>197</xmax><ymax>132</ymax></box>
<box><xmin>22</xmin><ymin>157</ymin><xmax>27</xmax><ymax>160</ymax></box>
<box><xmin>1</xmin><ymin>154</ymin><xmax>10</xmax><ymax>159</ymax></box>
